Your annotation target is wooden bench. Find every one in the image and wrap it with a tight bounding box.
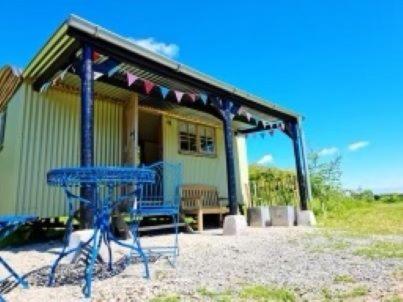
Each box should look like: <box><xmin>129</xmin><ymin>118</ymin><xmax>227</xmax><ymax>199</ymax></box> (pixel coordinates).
<box><xmin>180</xmin><ymin>184</ymin><xmax>228</xmax><ymax>231</ymax></box>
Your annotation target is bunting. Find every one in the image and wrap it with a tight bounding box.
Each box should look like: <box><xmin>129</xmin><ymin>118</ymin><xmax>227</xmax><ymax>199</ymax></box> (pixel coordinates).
<box><xmin>94</xmin><ymin>71</ymin><xmax>103</xmax><ymax>80</ymax></box>
<box><xmin>187</xmin><ymin>93</ymin><xmax>196</xmax><ymax>102</ymax></box>
<box><xmin>174</xmin><ymin>91</ymin><xmax>184</xmax><ymax>103</ymax></box>
<box><xmin>160</xmin><ymin>86</ymin><xmax>170</xmax><ymax>99</ymax></box>
<box><xmin>199</xmin><ymin>93</ymin><xmax>208</xmax><ymax>105</ymax></box>
<box><xmin>143</xmin><ymin>79</ymin><xmax>155</xmax><ymax>94</ymax></box>
<box><xmin>127</xmin><ymin>72</ymin><xmax>139</xmax><ymax>86</ymax></box>
<box><xmin>39</xmin><ymin>64</ymin><xmax>286</xmax><ymax>134</ymax></box>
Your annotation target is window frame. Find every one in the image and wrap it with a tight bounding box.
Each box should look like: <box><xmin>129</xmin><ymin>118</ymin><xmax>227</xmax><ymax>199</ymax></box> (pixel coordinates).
<box><xmin>178</xmin><ymin>121</ymin><xmax>217</xmax><ymax>157</ymax></box>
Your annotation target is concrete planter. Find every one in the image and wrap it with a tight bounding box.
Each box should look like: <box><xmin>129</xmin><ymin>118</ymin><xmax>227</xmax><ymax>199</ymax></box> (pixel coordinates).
<box><xmin>297</xmin><ymin>210</ymin><xmax>317</xmax><ymax>226</ymax></box>
<box><xmin>247</xmin><ymin>206</ymin><xmax>270</xmax><ymax>227</ymax></box>
<box><xmin>269</xmin><ymin>205</ymin><xmax>295</xmax><ymax>226</ymax></box>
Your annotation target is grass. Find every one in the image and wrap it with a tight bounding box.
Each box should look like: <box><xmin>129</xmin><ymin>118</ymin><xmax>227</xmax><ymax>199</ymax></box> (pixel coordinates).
<box><xmin>309</xmin><ymin>239</ymin><xmax>351</xmax><ymax>253</ymax></box>
<box><xmin>197</xmin><ymin>288</ymin><xmax>233</xmax><ymax>302</ymax></box>
<box><xmin>149</xmin><ymin>294</ymin><xmax>181</xmax><ymax>302</ymax></box>
<box><xmin>355</xmin><ymin>241</ymin><xmax>403</xmax><ymax>259</ymax></box>
<box><xmin>321</xmin><ymin>286</ymin><xmax>368</xmax><ymax>301</ymax></box>
<box><xmin>196</xmin><ymin>285</ymin><xmax>296</xmax><ymax>301</ymax></box>
<box><xmin>239</xmin><ymin>285</ymin><xmax>296</xmax><ymax>302</ymax></box>
<box><xmin>339</xmin><ymin>286</ymin><xmax>368</xmax><ymax>298</ymax></box>
<box><xmin>317</xmin><ymin>202</ymin><xmax>403</xmax><ymax>235</ymax></box>
<box><xmin>385</xmin><ymin>296</ymin><xmax>403</xmax><ymax>302</ymax></box>
<box><xmin>333</xmin><ymin>274</ymin><xmax>355</xmax><ymax>283</ymax></box>
<box><xmin>392</xmin><ymin>268</ymin><xmax>403</xmax><ymax>280</ymax></box>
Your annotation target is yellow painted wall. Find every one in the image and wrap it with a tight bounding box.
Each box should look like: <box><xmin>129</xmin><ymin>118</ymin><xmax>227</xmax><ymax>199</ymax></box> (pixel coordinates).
<box><xmin>234</xmin><ymin>135</ymin><xmax>250</xmax><ymax>206</ymax></box>
<box><xmin>0</xmin><ymin>88</ymin><xmax>25</xmax><ymax>214</ymax></box>
<box><xmin>0</xmin><ymin>83</ymin><xmax>249</xmax><ymax>217</ymax></box>
<box><xmin>162</xmin><ymin>115</ymin><xmax>249</xmax><ymax>204</ymax></box>
<box><xmin>13</xmin><ymin>84</ymin><xmax>122</xmax><ymax>217</ymax></box>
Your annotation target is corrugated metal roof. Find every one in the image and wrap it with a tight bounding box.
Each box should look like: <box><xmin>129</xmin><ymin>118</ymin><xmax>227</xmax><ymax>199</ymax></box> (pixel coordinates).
<box><xmin>0</xmin><ymin>65</ymin><xmax>23</xmax><ymax>111</ymax></box>
<box><xmin>21</xmin><ymin>15</ymin><xmax>301</xmax><ymax>122</ymax></box>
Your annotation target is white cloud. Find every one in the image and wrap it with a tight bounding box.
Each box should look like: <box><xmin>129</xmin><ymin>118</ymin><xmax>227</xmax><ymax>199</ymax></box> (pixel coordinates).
<box><xmin>348</xmin><ymin>141</ymin><xmax>369</xmax><ymax>151</ymax></box>
<box><xmin>318</xmin><ymin>147</ymin><xmax>339</xmax><ymax>157</ymax></box>
<box><xmin>128</xmin><ymin>37</ymin><xmax>179</xmax><ymax>59</ymax></box>
<box><xmin>256</xmin><ymin>154</ymin><xmax>274</xmax><ymax>165</ymax></box>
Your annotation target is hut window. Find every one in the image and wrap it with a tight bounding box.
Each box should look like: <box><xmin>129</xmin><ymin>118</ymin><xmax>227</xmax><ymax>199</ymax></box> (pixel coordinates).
<box><xmin>199</xmin><ymin>126</ymin><xmax>215</xmax><ymax>155</ymax></box>
<box><xmin>0</xmin><ymin>109</ymin><xmax>6</xmax><ymax>151</ymax></box>
<box><xmin>179</xmin><ymin>122</ymin><xmax>197</xmax><ymax>153</ymax></box>
<box><xmin>179</xmin><ymin>121</ymin><xmax>216</xmax><ymax>156</ymax></box>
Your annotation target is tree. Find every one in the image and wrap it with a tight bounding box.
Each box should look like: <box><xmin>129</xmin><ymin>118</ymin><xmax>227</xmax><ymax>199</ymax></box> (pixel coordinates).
<box><xmin>308</xmin><ymin>152</ymin><xmax>343</xmax><ymax>214</ymax></box>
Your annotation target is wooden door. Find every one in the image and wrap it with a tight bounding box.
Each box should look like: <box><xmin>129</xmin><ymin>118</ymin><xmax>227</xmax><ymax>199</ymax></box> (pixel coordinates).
<box><xmin>123</xmin><ymin>94</ymin><xmax>139</xmax><ymax>166</ymax></box>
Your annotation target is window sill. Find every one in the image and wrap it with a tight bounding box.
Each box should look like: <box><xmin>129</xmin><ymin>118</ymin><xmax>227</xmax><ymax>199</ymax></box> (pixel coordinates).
<box><xmin>178</xmin><ymin>150</ymin><xmax>217</xmax><ymax>158</ymax></box>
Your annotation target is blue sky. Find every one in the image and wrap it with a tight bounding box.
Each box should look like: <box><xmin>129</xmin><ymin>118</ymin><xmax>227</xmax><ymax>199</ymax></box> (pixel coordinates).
<box><xmin>1</xmin><ymin>1</ymin><xmax>402</xmax><ymax>193</ymax></box>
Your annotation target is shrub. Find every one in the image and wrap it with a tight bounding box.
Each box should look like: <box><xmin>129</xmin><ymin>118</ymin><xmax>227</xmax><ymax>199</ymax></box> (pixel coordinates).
<box><xmin>382</xmin><ymin>194</ymin><xmax>402</xmax><ymax>204</ymax></box>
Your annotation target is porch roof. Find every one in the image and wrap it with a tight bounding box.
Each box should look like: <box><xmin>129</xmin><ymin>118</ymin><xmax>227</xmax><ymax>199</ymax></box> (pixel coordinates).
<box><xmin>21</xmin><ymin>15</ymin><xmax>301</xmax><ymax>124</ymax></box>
<box><xmin>0</xmin><ymin>66</ymin><xmax>23</xmax><ymax>111</ymax></box>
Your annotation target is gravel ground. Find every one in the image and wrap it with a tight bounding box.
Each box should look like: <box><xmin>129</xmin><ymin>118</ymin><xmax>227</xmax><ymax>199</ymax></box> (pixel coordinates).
<box><xmin>1</xmin><ymin>227</ymin><xmax>402</xmax><ymax>301</ymax></box>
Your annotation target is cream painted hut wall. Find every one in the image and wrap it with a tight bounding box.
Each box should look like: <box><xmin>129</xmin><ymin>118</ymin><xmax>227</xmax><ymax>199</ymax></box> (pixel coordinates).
<box><xmin>0</xmin><ymin>88</ymin><xmax>25</xmax><ymax>214</ymax></box>
<box><xmin>161</xmin><ymin>115</ymin><xmax>249</xmax><ymax>204</ymax></box>
<box><xmin>8</xmin><ymin>84</ymin><xmax>123</xmax><ymax>217</ymax></box>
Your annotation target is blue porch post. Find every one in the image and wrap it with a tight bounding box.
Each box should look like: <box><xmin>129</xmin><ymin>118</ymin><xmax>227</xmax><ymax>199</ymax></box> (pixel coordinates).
<box><xmin>220</xmin><ymin>99</ymin><xmax>239</xmax><ymax>215</ymax></box>
<box><xmin>290</xmin><ymin>120</ymin><xmax>311</xmax><ymax>210</ymax></box>
<box><xmin>80</xmin><ymin>44</ymin><xmax>95</xmax><ymax>228</ymax></box>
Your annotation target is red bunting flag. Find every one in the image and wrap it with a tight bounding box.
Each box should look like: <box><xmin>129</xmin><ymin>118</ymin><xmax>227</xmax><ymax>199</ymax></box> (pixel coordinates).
<box><xmin>92</xmin><ymin>51</ymin><xmax>102</xmax><ymax>62</ymax></box>
<box><xmin>143</xmin><ymin>79</ymin><xmax>155</xmax><ymax>94</ymax></box>
<box><xmin>187</xmin><ymin>93</ymin><xmax>196</xmax><ymax>102</ymax></box>
<box><xmin>126</xmin><ymin>72</ymin><xmax>138</xmax><ymax>87</ymax></box>
<box><xmin>174</xmin><ymin>91</ymin><xmax>184</xmax><ymax>103</ymax></box>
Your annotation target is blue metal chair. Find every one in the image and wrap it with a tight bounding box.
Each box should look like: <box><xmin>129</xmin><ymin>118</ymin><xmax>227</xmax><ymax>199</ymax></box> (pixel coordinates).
<box><xmin>0</xmin><ymin>215</ymin><xmax>36</xmax><ymax>299</ymax></box>
<box><xmin>130</xmin><ymin>162</ymin><xmax>182</xmax><ymax>266</ymax></box>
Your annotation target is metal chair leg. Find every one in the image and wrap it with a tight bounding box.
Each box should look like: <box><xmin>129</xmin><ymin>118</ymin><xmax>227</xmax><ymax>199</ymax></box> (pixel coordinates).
<box><xmin>0</xmin><ymin>257</ymin><xmax>28</xmax><ymax>289</ymax></box>
<box><xmin>83</xmin><ymin>229</ymin><xmax>101</xmax><ymax>298</ymax></box>
<box><xmin>103</xmin><ymin>232</ymin><xmax>113</xmax><ymax>271</ymax></box>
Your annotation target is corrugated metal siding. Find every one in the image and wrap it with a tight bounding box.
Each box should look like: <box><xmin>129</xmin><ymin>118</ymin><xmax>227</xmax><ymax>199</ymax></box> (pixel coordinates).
<box><xmin>15</xmin><ymin>85</ymin><xmax>122</xmax><ymax>217</ymax></box>
<box><xmin>0</xmin><ymin>88</ymin><xmax>25</xmax><ymax>214</ymax></box>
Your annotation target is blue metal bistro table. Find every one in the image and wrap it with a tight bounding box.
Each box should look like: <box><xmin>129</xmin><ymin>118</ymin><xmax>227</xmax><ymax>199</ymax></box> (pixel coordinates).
<box><xmin>46</xmin><ymin>166</ymin><xmax>155</xmax><ymax>298</ymax></box>
<box><xmin>0</xmin><ymin>215</ymin><xmax>36</xmax><ymax>300</ymax></box>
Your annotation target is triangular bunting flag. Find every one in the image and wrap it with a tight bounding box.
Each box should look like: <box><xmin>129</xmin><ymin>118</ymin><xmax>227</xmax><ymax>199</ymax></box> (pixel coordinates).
<box><xmin>269</xmin><ymin>130</ymin><xmax>275</xmax><ymax>136</ymax></box>
<box><xmin>39</xmin><ymin>82</ymin><xmax>50</xmax><ymax>93</ymax></box>
<box><xmin>60</xmin><ymin>69</ymin><xmax>68</xmax><ymax>81</ymax></box>
<box><xmin>126</xmin><ymin>72</ymin><xmax>138</xmax><ymax>87</ymax></box>
<box><xmin>245</xmin><ymin>112</ymin><xmax>252</xmax><ymax>121</ymax></box>
<box><xmin>107</xmin><ymin>65</ymin><xmax>120</xmax><ymax>77</ymax></box>
<box><xmin>280</xmin><ymin>123</ymin><xmax>285</xmax><ymax>131</ymax></box>
<box><xmin>160</xmin><ymin>86</ymin><xmax>170</xmax><ymax>99</ymax></box>
<box><xmin>94</xmin><ymin>71</ymin><xmax>103</xmax><ymax>80</ymax></box>
<box><xmin>92</xmin><ymin>51</ymin><xmax>102</xmax><ymax>61</ymax></box>
<box><xmin>260</xmin><ymin>132</ymin><xmax>266</xmax><ymax>139</ymax></box>
<box><xmin>199</xmin><ymin>93</ymin><xmax>208</xmax><ymax>105</ymax></box>
<box><xmin>174</xmin><ymin>91</ymin><xmax>184</xmax><ymax>103</ymax></box>
<box><xmin>143</xmin><ymin>80</ymin><xmax>155</xmax><ymax>94</ymax></box>
<box><xmin>187</xmin><ymin>93</ymin><xmax>196</xmax><ymax>102</ymax></box>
